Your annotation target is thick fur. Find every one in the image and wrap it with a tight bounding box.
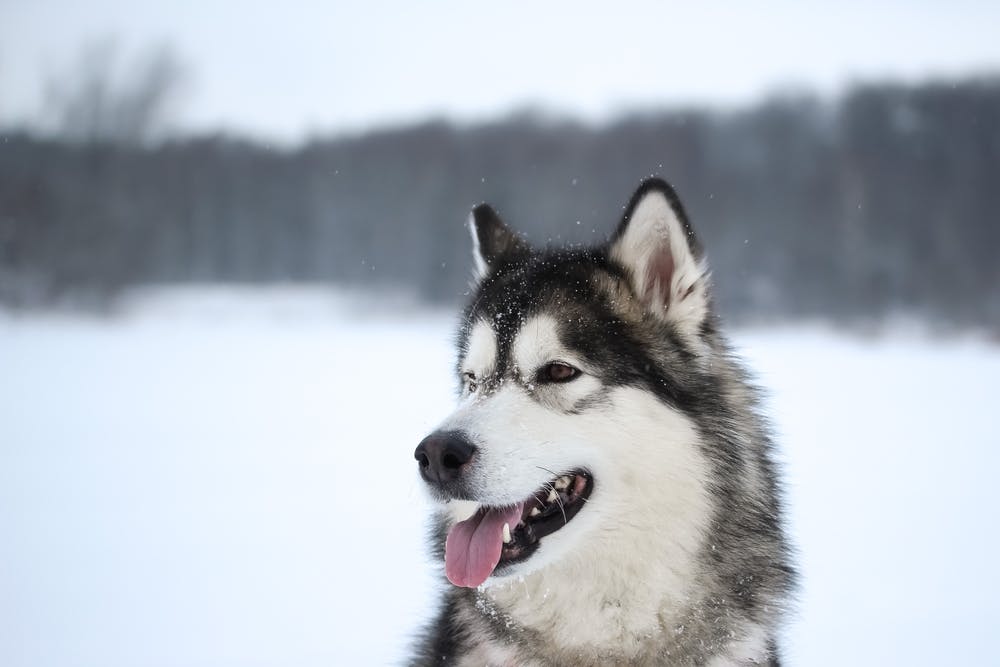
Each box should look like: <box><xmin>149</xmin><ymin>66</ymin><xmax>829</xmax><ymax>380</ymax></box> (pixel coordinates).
<box><xmin>412</xmin><ymin>179</ymin><xmax>794</xmax><ymax>666</ymax></box>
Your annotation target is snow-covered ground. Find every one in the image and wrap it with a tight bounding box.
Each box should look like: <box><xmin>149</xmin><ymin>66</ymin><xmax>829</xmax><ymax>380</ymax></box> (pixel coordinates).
<box><xmin>1</xmin><ymin>288</ymin><xmax>998</xmax><ymax>666</ymax></box>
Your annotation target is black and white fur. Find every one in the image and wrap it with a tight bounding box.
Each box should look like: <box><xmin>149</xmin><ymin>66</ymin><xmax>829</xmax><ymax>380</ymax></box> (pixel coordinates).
<box><xmin>412</xmin><ymin>179</ymin><xmax>794</xmax><ymax>666</ymax></box>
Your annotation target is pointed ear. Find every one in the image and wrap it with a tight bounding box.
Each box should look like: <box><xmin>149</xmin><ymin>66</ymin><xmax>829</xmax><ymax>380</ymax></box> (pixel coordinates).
<box><xmin>469</xmin><ymin>203</ymin><xmax>529</xmax><ymax>280</ymax></box>
<box><xmin>609</xmin><ymin>178</ymin><xmax>710</xmax><ymax>333</ymax></box>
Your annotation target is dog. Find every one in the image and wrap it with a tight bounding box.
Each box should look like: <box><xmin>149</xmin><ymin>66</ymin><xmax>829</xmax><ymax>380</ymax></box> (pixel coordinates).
<box><xmin>411</xmin><ymin>178</ymin><xmax>794</xmax><ymax>665</ymax></box>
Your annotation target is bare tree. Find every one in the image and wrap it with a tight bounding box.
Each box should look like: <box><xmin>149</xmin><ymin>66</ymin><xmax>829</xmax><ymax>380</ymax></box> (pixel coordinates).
<box><xmin>43</xmin><ymin>39</ymin><xmax>187</xmax><ymax>145</ymax></box>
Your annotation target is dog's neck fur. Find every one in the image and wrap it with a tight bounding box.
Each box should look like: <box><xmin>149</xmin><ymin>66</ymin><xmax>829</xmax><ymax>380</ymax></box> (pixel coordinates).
<box><xmin>471</xmin><ymin>551</ymin><xmax>772</xmax><ymax>666</ymax></box>
<box><xmin>483</xmin><ymin>553</ymin><xmax>697</xmax><ymax>657</ymax></box>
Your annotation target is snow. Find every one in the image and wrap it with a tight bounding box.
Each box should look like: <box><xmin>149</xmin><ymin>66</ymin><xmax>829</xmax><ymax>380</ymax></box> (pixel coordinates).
<box><xmin>1</xmin><ymin>288</ymin><xmax>998</xmax><ymax>666</ymax></box>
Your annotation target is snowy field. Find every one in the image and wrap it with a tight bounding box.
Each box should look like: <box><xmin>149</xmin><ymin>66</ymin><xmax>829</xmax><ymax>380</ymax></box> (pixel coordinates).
<box><xmin>1</xmin><ymin>288</ymin><xmax>998</xmax><ymax>666</ymax></box>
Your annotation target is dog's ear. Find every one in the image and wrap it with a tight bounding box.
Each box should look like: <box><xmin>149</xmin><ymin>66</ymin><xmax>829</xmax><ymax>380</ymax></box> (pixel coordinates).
<box><xmin>469</xmin><ymin>203</ymin><xmax>529</xmax><ymax>280</ymax></box>
<box><xmin>609</xmin><ymin>178</ymin><xmax>710</xmax><ymax>333</ymax></box>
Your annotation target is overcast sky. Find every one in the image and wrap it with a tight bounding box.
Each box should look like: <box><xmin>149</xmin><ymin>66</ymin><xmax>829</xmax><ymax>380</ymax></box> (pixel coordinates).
<box><xmin>2</xmin><ymin>0</ymin><xmax>998</xmax><ymax>142</ymax></box>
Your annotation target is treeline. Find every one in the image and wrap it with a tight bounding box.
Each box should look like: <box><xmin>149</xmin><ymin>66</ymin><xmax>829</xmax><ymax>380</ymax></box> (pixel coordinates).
<box><xmin>1</xmin><ymin>76</ymin><xmax>999</xmax><ymax>325</ymax></box>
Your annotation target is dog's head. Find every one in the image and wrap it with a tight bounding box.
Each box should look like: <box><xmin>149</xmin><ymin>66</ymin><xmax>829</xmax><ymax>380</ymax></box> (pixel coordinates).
<box><xmin>416</xmin><ymin>179</ymin><xmax>717</xmax><ymax>589</ymax></box>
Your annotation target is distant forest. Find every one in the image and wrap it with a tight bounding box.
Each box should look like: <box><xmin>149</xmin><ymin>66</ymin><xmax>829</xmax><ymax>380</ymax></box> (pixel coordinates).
<box><xmin>1</xmin><ymin>76</ymin><xmax>999</xmax><ymax>326</ymax></box>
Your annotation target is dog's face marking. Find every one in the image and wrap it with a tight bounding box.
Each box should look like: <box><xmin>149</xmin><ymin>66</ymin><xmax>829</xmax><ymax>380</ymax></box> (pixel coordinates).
<box><xmin>461</xmin><ymin>319</ymin><xmax>497</xmax><ymax>394</ymax></box>
<box><xmin>510</xmin><ymin>314</ymin><xmax>565</xmax><ymax>374</ymax></box>
<box><xmin>510</xmin><ymin>314</ymin><xmax>602</xmax><ymax>412</ymax></box>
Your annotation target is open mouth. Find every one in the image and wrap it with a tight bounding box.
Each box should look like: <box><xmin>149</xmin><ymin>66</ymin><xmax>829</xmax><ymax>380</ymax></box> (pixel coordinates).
<box><xmin>444</xmin><ymin>469</ymin><xmax>594</xmax><ymax>588</ymax></box>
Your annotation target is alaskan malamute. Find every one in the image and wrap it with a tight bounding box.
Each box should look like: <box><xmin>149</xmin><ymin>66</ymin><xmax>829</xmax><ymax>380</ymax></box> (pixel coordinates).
<box><xmin>412</xmin><ymin>178</ymin><xmax>794</xmax><ymax>665</ymax></box>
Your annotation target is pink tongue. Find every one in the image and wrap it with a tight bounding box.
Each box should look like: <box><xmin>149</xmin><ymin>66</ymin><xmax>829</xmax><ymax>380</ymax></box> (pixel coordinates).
<box><xmin>445</xmin><ymin>503</ymin><xmax>524</xmax><ymax>588</ymax></box>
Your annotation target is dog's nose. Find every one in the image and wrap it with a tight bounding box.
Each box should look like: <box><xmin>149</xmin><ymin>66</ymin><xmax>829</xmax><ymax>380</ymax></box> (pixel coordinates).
<box><xmin>414</xmin><ymin>432</ymin><xmax>477</xmax><ymax>485</ymax></box>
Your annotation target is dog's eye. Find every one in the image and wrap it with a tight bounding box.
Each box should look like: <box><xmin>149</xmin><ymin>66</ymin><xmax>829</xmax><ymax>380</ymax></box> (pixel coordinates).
<box><xmin>538</xmin><ymin>362</ymin><xmax>579</xmax><ymax>384</ymax></box>
<box><xmin>463</xmin><ymin>372</ymin><xmax>478</xmax><ymax>393</ymax></box>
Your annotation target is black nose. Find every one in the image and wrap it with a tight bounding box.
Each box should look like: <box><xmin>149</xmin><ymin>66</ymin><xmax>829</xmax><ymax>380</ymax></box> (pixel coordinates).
<box><xmin>414</xmin><ymin>431</ymin><xmax>477</xmax><ymax>486</ymax></box>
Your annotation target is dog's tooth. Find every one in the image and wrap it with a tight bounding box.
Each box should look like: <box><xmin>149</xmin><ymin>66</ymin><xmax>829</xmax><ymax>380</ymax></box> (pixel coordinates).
<box><xmin>554</xmin><ymin>477</ymin><xmax>569</xmax><ymax>490</ymax></box>
<box><xmin>530</xmin><ymin>507</ymin><xmax>541</xmax><ymax>517</ymax></box>
<box><xmin>502</xmin><ymin>523</ymin><xmax>512</xmax><ymax>543</ymax></box>
<box><xmin>547</xmin><ymin>489</ymin><xmax>558</xmax><ymax>503</ymax></box>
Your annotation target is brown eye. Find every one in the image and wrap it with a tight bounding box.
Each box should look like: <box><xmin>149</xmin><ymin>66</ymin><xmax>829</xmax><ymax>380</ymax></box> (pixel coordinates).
<box><xmin>539</xmin><ymin>362</ymin><xmax>579</xmax><ymax>384</ymax></box>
